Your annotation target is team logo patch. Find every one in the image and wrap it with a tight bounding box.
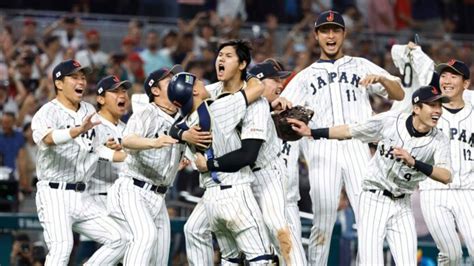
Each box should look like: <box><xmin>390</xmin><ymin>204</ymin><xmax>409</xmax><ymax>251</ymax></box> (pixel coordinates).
<box><xmin>327</xmin><ymin>11</ymin><xmax>334</xmax><ymax>22</ymax></box>
<box><xmin>72</xmin><ymin>60</ymin><xmax>81</xmax><ymax>67</ymax></box>
<box><xmin>414</xmin><ymin>96</ymin><xmax>419</xmax><ymax>103</ymax></box>
<box><xmin>113</xmin><ymin>76</ymin><xmax>119</xmax><ymax>82</ymax></box>
<box><xmin>185</xmin><ymin>75</ymin><xmax>194</xmax><ymax>85</ymax></box>
<box><xmin>98</xmin><ymin>87</ymin><xmax>103</xmax><ymax>94</ymax></box>
<box><xmin>256</xmin><ymin>72</ymin><xmax>264</xmax><ymax>79</ymax></box>
<box><xmin>448</xmin><ymin>59</ymin><xmax>456</xmax><ymax>66</ymax></box>
<box><xmin>148</xmin><ymin>79</ymin><xmax>155</xmax><ymax>87</ymax></box>
<box><xmin>55</xmin><ymin>71</ymin><xmax>61</xmax><ymax>78</ymax></box>
<box><xmin>431</xmin><ymin>86</ymin><xmax>438</xmax><ymax>94</ymax></box>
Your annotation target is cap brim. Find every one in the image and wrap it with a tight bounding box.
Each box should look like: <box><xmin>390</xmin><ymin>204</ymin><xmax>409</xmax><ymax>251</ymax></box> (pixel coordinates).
<box><xmin>277</xmin><ymin>71</ymin><xmax>292</xmax><ymax>79</ymax></box>
<box><xmin>158</xmin><ymin>65</ymin><xmax>185</xmax><ymax>82</ymax></box>
<box><xmin>111</xmin><ymin>80</ymin><xmax>132</xmax><ymax>91</ymax></box>
<box><xmin>68</xmin><ymin>66</ymin><xmax>92</xmax><ymax>76</ymax></box>
<box><xmin>315</xmin><ymin>22</ymin><xmax>345</xmax><ymax>29</ymax></box>
<box><xmin>435</xmin><ymin>64</ymin><xmax>464</xmax><ymax>77</ymax></box>
<box><xmin>423</xmin><ymin>94</ymin><xmax>450</xmax><ymax>104</ymax></box>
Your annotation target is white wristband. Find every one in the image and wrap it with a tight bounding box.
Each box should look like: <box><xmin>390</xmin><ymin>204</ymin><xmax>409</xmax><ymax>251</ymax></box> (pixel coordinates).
<box><xmin>52</xmin><ymin>129</ymin><xmax>73</xmax><ymax>144</ymax></box>
<box><xmin>97</xmin><ymin>146</ymin><xmax>115</xmax><ymax>161</ymax></box>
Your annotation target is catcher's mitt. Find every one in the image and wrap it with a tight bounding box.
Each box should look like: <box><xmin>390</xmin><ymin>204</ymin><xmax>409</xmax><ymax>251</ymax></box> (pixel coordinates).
<box><xmin>272</xmin><ymin>106</ymin><xmax>314</xmax><ymax>141</ymax></box>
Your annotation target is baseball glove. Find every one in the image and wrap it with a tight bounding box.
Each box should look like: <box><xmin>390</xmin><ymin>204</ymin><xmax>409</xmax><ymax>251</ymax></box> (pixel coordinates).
<box><xmin>272</xmin><ymin>105</ymin><xmax>314</xmax><ymax>141</ymax></box>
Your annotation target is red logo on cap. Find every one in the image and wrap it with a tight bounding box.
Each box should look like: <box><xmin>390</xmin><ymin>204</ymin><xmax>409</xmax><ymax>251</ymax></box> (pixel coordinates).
<box><xmin>431</xmin><ymin>86</ymin><xmax>438</xmax><ymax>95</ymax></box>
<box><xmin>172</xmin><ymin>100</ymin><xmax>182</xmax><ymax>108</ymax></box>
<box><xmin>72</xmin><ymin>60</ymin><xmax>81</xmax><ymax>67</ymax></box>
<box><xmin>113</xmin><ymin>76</ymin><xmax>120</xmax><ymax>82</ymax></box>
<box><xmin>448</xmin><ymin>59</ymin><xmax>456</xmax><ymax>66</ymax></box>
<box><xmin>327</xmin><ymin>11</ymin><xmax>334</xmax><ymax>22</ymax></box>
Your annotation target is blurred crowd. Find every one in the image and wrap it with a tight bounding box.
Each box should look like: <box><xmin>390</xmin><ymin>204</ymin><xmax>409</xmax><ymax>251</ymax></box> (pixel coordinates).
<box><xmin>0</xmin><ymin>1</ymin><xmax>474</xmax><ymax>264</ymax></box>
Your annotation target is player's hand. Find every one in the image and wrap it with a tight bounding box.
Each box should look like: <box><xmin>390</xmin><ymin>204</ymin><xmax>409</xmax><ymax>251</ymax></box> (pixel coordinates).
<box><xmin>407</xmin><ymin>41</ymin><xmax>418</xmax><ymax>50</ymax></box>
<box><xmin>194</xmin><ymin>153</ymin><xmax>208</xmax><ymax>172</ymax></box>
<box><xmin>271</xmin><ymin>97</ymin><xmax>293</xmax><ymax>111</ymax></box>
<box><xmin>178</xmin><ymin>157</ymin><xmax>191</xmax><ymax>171</ymax></box>
<box><xmin>153</xmin><ymin>135</ymin><xmax>178</xmax><ymax>148</ymax></box>
<box><xmin>79</xmin><ymin>113</ymin><xmax>101</xmax><ymax>134</ymax></box>
<box><xmin>359</xmin><ymin>74</ymin><xmax>386</xmax><ymax>87</ymax></box>
<box><xmin>392</xmin><ymin>147</ymin><xmax>415</xmax><ymax>167</ymax></box>
<box><xmin>105</xmin><ymin>138</ymin><xmax>122</xmax><ymax>151</ymax></box>
<box><xmin>287</xmin><ymin>118</ymin><xmax>311</xmax><ymax>136</ymax></box>
<box><xmin>182</xmin><ymin>126</ymin><xmax>212</xmax><ymax>149</ymax></box>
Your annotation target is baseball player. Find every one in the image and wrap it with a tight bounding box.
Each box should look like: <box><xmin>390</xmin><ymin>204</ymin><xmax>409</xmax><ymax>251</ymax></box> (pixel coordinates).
<box><xmin>106</xmin><ymin>65</ymin><xmax>184</xmax><ymax>265</ymax></box>
<box><xmin>181</xmin><ymin>40</ymin><xmax>258</xmax><ymax>266</ymax></box>
<box><xmin>31</xmin><ymin>59</ymin><xmax>128</xmax><ymax>265</ymax></box>
<box><xmin>168</xmin><ymin>71</ymin><xmax>275</xmax><ymax>264</ymax></box>
<box><xmin>180</xmin><ymin>42</ymin><xmax>300</xmax><ymax>265</ymax></box>
<box><xmin>290</xmin><ymin>85</ymin><xmax>453</xmax><ymax>265</ymax></box>
<box><xmin>261</xmin><ymin>59</ymin><xmax>305</xmax><ymax>246</ymax></box>
<box><xmin>419</xmin><ymin>60</ymin><xmax>474</xmax><ymax>265</ymax></box>
<box><xmin>191</xmin><ymin>60</ymin><xmax>307</xmax><ymax>265</ymax></box>
<box><xmin>280</xmin><ymin>10</ymin><xmax>404</xmax><ymax>265</ymax></box>
<box><xmin>76</xmin><ymin>75</ymin><xmax>131</xmax><ymax>261</ymax></box>
<box><xmin>88</xmin><ymin>75</ymin><xmax>130</xmax><ymax>208</ymax></box>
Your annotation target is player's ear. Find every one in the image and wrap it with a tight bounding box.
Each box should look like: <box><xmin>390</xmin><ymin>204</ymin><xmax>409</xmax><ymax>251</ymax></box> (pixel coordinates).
<box><xmin>151</xmin><ymin>86</ymin><xmax>160</xmax><ymax>97</ymax></box>
<box><xmin>239</xmin><ymin>60</ymin><xmax>247</xmax><ymax>72</ymax></box>
<box><xmin>54</xmin><ymin>79</ymin><xmax>63</xmax><ymax>91</ymax></box>
<box><xmin>463</xmin><ymin>79</ymin><xmax>470</xmax><ymax>90</ymax></box>
<box><xmin>96</xmin><ymin>95</ymin><xmax>105</xmax><ymax>105</ymax></box>
<box><xmin>313</xmin><ymin>31</ymin><xmax>319</xmax><ymax>42</ymax></box>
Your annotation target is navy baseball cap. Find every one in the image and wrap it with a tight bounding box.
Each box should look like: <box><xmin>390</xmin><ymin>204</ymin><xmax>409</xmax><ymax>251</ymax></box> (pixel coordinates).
<box><xmin>52</xmin><ymin>59</ymin><xmax>91</xmax><ymax>83</ymax></box>
<box><xmin>168</xmin><ymin>72</ymin><xmax>196</xmax><ymax>116</ymax></box>
<box><xmin>144</xmin><ymin>65</ymin><xmax>184</xmax><ymax>99</ymax></box>
<box><xmin>314</xmin><ymin>10</ymin><xmax>345</xmax><ymax>30</ymax></box>
<box><xmin>412</xmin><ymin>85</ymin><xmax>449</xmax><ymax>104</ymax></box>
<box><xmin>249</xmin><ymin>61</ymin><xmax>291</xmax><ymax>80</ymax></box>
<box><xmin>435</xmin><ymin>59</ymin><xmax>470</xmax><ymax>80</ymax></box>
<box><xmin>96</xmin><ymin>75</ymin><xmax>131</xmax><ymax>95</ymax></box>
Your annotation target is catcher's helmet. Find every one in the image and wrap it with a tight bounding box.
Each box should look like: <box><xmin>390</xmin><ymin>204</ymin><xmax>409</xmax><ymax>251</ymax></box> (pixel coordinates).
<box><xmin>168</xmin><ymin>72</ymin><xmax>195</xmax><ymax>116</ymax></box>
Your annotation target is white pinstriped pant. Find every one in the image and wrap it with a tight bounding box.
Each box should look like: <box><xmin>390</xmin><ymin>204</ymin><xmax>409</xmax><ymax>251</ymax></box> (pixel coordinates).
<box><xmin>35</xmin><ymin>181</ymin><xmax>127</xmax><ymax>266</ymax></box>
<box><xmin>420</xmin><ymin>189</ymin><xmax>474</xmax><ymax>266</ymax></box>
<box><xmin>252</xmin><ymin>163</ymin><xmax>307</xmax><ymax>265</ymax></box>
<box><xmin>358</xmin><ymin>190</ymin><xmax>417</xmax><ymax>266</ymax></box>
<box><xmin>185</xmin><ymin>183</ymin><xmax>272</xmax><ymax>265</ymax></box>
<box><xmin>302</xmin><ymin>139</ymin><xmax>369</xmax><ymax>265</ymax></box>
<box><xmin>107</xmin><ymin>177</ymin><xmax>170</xmax><ymax>265</ymax></box>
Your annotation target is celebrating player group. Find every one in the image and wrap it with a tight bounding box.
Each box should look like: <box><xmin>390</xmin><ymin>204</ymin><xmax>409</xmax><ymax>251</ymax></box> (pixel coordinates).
<box><xmin>31</xmin><ymin>9</ymin><xmax>473</xmax><ymax>266</ymax></box>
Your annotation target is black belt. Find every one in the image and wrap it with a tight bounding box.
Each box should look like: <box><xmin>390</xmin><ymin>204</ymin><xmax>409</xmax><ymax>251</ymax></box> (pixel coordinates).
<box><xmin>252</xmin><ymin>167</ymin><xmax>261</xmax><ymax>172</ymax></box>
<box><xmin>49</xmin><ymin>182</ymin><xmax>86</xmax><ymax>192</ymax></box>
<box><xmin>98</xmin><ymin>192</ymin><xmax>107</xmax><ymax>196</ymax></box>
<box><xmin>220</xmin><ymin>185</ymin><xmax>232</xmax><ymax>190</ymax></box>
<box><xmin>369</xmin><ymin>189</ymin><xmax>405</xmax><ymax>200</ymax></box>
<box><xmin>133</xmin><ymin>178</ymin><xmax>168</xmax><ymax>194</ymax></box>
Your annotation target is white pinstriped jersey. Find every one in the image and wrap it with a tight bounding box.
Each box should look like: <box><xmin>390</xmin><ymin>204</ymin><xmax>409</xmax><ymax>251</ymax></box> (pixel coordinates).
<box><xmin>205</xmin><ymin>81</ymin><xmax>225</xmax><ymax>99</ymax></box>
<box><xmin>350</xmin><ymin>111</ymin><xmax>451</xmax><ymax>196</ymax></box>
<box><xmin>281</xmin><ymin>56</ymin><xmax>399</xmax><ymax>127</ymax></box>
<box><xmin>88</xmin><ymin>116</ymin><xmax>126</xmax><ymax>194</ymax></box>
<box><xmin>241</xmin><ymin>97</ymin><xmax>282</xmax><ymax>168</ymax></box>
<box><xmin>420</xmin><ymin>103</ymin><xmax>474</xmax><ymax>190</ymax></box>
<box><xmin>279</xmin><ymin>140</ymin><xmax>301</xmax><ymax>203</ymax></box>
<box><xmin>31</xmin><ymin>99</ymin><xmax>107</xmax><ymax>183</ymax></box>
<box><xmin>121</xmin><ymin>103</ymin><xmax>185</xmax><ymax>186</ymax></box>
<box><xmin>187</xmin><ymin>91</ymin><xmax>253</xmax><ymax>188</ymax></box>
<box><xmin>390</xmin><ymin>45</ymin><xmax>435</xmax><ymax>114</ymax></box>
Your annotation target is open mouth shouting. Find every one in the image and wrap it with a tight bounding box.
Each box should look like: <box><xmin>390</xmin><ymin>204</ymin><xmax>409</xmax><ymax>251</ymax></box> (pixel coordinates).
<box><xmin>74</xmin><ymin>86</ymin><xmax>84</xmax><ymax>97</ymax></box>
<box><xmin>217</xmin><ymin>63</ymin><xmax>225</xmax><ymax>78</ymax></box>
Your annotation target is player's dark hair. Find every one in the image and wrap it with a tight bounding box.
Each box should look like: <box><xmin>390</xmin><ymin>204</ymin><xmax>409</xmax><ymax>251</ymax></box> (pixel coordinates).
<box><xmin>412</xmin><ymin>103</ymin><xmax>423</xmax><ymax>116</ymax></box>
<box><xmin>217</xmin><ymin>39</ymin><xmax>252</xmax><ymax>81</ymax></box>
